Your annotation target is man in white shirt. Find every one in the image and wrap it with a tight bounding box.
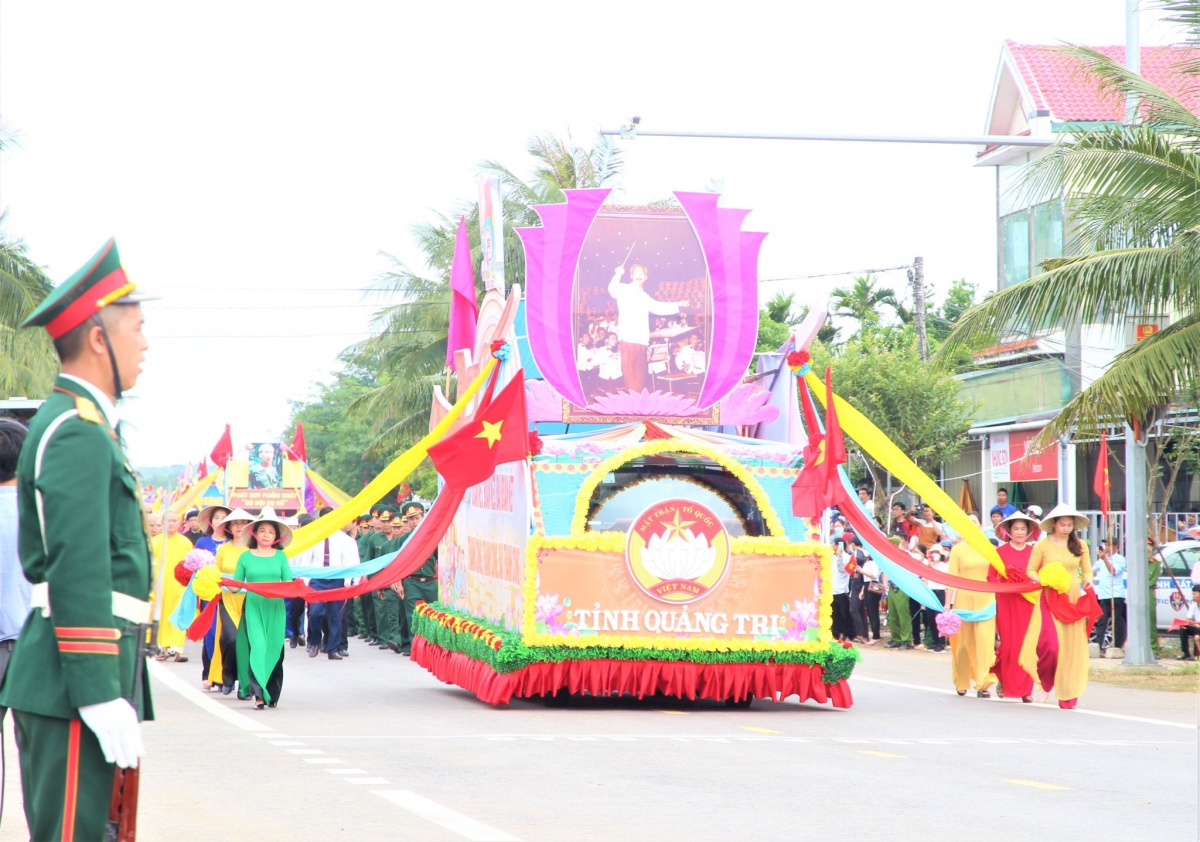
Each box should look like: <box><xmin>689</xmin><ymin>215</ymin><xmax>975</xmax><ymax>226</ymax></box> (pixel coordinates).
<box><xmin>1094</xmin><ymin>538</ymin><xmax>1128</xmax><ymax>654</ymax></box>
<box><xmin>305</xmin><ymin>508</ymin><xmax>360</xmax><ymax>660</ymax></box>
<box><xmin>608</xmin><ymin>263</ymin><xmax>689</xmax><ymax>392</ymax></box>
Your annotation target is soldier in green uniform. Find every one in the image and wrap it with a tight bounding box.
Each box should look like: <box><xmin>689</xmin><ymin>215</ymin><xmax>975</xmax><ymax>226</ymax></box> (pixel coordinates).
<box><xmin>359</xmin><ymin>508</ymin><xmax>392</xmax><ymax>644</ymax></box>
<box><xmin>396</xmin><ymin>501</ymin><xmax>437</xmax><ymax>657</ymax></box>
<box><xmin>372</xmin><ymin>514</ymin><xmax>405</xmax><ymax>651</ymax></box>
<box><xmin>0</xmin><ymin>240</ymin><xmax>155</xmax><ymax>841</ymax></box>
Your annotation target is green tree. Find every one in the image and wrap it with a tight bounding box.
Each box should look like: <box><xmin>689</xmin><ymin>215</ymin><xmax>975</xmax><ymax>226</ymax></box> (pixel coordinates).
<box><xmin>284</xmin><ymin>354</ymin><xmax>412</xmax><ymax>500</ymax></box>
<box><xmin>829</xmin><ymin>274</ymin><xmax>903</xmax><ymax>337</ymax></box>
<box><xmin>351</xmin><ymin>131</ymin><xmax>623</xmax><ymax>453</ymax></box>
<box><xmin>756</xmin><ymin>292</ymin><xmax>839</xmax><ymax>351</ymax></box>
<box><xmin>813</xmin><ymin>334</ymin><xmax>976</xmax><ymax>477</ymax></box>
<box><xmin>940</xmin><ymin>6</ymin><xmax>1200</xmax><ymax>441</ymax></box>
<box><xmin>1</xmin><ymin>119</ymin><xmax>57</xmax><ymax>396</ymax></box>
<box><xmin>929</xmin><ymin>278</ymin><xmax>977</xmax><ymax>342</ymax></box>
<box><xmin>0</xmin><ymin>220</ymin><xmax>56</xmax><ymax>398</ymax></box>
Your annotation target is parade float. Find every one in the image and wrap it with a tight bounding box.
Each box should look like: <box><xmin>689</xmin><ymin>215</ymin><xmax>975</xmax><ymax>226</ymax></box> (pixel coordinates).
<box><xmin>410</xmin><ymin>189</ymin><xmax>858</xmax><ymax>708</ymax></box>
<box><xmin>220</xmin><ymin>189</ymin><xmax>1056</xmax><ymax>710</ymax></box>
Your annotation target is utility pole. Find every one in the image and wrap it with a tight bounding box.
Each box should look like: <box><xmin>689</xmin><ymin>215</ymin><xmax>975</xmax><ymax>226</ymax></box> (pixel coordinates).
<box><xmin>1124</xmin><ymin>421</ymin><xmax>1155</xmax><ymax>664</ymax></box>
<box><xmin>1122</xmin><ymin>0</ymin><xmax>1155</xmax><ymax>666</ymax></box>
<box><xmin>909</xmin><ymin>256</ymin><xmax>928</xmax><ymax>361</ymax></box>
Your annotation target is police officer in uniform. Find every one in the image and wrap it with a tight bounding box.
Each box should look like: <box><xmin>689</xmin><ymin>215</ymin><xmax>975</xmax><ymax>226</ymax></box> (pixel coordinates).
<box><xmin>0</xmin><ymin>240</ymin><xmax>154</xmax><ymax>841</ymax></box>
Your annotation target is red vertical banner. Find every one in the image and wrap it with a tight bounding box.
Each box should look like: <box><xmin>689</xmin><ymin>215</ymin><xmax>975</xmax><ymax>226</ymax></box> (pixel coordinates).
<box><xmin>1092</xmin><ymin>432</ymin><xmax>1111</xmax><ymax>518</ymax></box>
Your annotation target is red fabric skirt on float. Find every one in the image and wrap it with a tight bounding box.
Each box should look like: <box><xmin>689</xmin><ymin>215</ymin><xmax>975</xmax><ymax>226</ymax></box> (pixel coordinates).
<box><xmin>411</xmin><ymin>638</ymin><xmax>854</xmax><ymax>708</ymax></box>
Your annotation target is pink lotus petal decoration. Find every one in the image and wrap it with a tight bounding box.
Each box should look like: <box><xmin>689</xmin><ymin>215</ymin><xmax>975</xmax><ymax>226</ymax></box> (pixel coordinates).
<box><xmin>585</xmin><ymin>389</ymin><xmax>702</xmax><ymax>417</ymax></box>
<box><xmin>718</xmin><ymin>381</ymin><xmax>780</xmax><ymax>426</ymax></box>
<box><xmin>524</xmin><ymin>379</ymin><xmax>563</xmax><ymax>423</ymax></box>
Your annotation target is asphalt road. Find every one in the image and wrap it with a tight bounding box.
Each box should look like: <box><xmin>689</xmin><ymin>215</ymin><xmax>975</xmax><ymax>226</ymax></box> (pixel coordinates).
<box><xmin>2</xmin><ymin>640</ymin><xmax>1197</xmax><ymax>842</ymax></box>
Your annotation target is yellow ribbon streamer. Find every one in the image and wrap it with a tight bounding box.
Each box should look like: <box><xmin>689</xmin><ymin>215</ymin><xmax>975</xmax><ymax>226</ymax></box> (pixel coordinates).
<box><xmin>803</xmin><ymin>370</ymin><xmax>1005</xmax><ymax>575</ymax></box>
<box><xmin>306</xmin><ymin>468</ymin><xmax>351</xmax><ymax>506</ymax></box>
<box><xmin>169</xmin><ymin>469</ymin><xmax>222</xmax><ymax>516</ymax></box>
<box><xmin>286</xmin><ymin>357</ymin><xmax>499</xmax><ymax>556</ymax></box>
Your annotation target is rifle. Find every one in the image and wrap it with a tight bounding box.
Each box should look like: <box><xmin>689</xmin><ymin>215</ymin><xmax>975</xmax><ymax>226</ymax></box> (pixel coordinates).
<box><xmin>106</xmin><ymin>622</ymin><xmax>148</xmax><ymax>842</ymax></box>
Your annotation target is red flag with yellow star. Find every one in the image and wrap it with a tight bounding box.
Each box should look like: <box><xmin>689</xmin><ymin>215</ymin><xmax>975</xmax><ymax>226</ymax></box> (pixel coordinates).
<box><xmin>428</xmin><ymin>371</ymin><xmax>529</xmax><ymax>490</ymax></box>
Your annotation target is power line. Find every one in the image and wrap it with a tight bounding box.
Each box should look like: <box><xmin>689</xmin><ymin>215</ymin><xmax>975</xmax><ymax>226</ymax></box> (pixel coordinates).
<box><xmin>760</xmin><ymin>264</ymin><xmax>913</xmax><ymax>283</ymax></box>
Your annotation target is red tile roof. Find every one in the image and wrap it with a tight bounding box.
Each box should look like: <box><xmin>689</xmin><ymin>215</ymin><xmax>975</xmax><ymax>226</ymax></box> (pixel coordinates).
<box><xmin>973</xmin><ymin>336</ymin><xmax>1040</xmax><ymax>360</ymax></box>
<box><xmin>1006</xmin><ymin>41</ymin><xmax>1200</xmax><ymax>121</ymax></box>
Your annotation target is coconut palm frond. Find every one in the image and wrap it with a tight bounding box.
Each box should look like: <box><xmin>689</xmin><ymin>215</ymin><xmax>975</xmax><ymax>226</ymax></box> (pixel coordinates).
<box><xmin>349</xmin><ymin>131</ymin><xmax>622</xmax><ymax>455</ymax></box>
<box><xmin>1037</xmin><ymin>312</ymin><xmax>1200</xmax><ymax>443</ymax></box>
<box><xmin>1018</xmin><ymin>126</ymin><xmax>1200</xmax><ymax>251</ymax></box>
<box><xmin>0</xmin><ymin>218</ymin><xmax>57</xmax><ymax>396</ymax></box>
<box><xmin>1056</xmin><ymin>44</ymin><xmax>1200</xmax><ymax>134</ymax></box>
<box><xmin>939</xmin><ymin>234</ymin><xmax>1200</xmax><ymax>358</ymax></box>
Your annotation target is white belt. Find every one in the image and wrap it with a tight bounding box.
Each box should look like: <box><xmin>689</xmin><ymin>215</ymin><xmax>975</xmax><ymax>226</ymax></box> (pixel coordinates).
<box><xmin>29</xmin><ymin>582</ymin><xmax>152</xmax><ymax>625</ymax></box>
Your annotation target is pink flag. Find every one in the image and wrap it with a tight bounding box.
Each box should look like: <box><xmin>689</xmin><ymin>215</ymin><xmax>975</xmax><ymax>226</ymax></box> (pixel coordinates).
<box><xmin>447</xmin><ymin>216</ymin><xmax>478</xmax><ymax>366</ymax></box>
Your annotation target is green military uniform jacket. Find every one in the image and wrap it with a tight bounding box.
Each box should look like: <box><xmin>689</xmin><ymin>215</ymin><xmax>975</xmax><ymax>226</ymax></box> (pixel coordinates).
<box><xmin>0</xmin><ymin>376</ymin><xmax>154</xmax><ymax>721</ymax></box>
<box><xmin>396</xmin><ymin>531</ymin><xmax>437</xmax><ymax>579</ymax></box>
<box><xmin>366</xmin><ymin>530</ymin><xmax>390</xmax><ymax>560</ymax></box>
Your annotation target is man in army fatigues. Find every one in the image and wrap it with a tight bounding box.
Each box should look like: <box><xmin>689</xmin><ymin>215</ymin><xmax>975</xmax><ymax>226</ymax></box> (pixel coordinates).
<box><xmin>370</xmin><ymin>513</ymin><xmax>402</xmax><ymax>651</ymax></box>
<box><xmin>0</xmin><ymin>240</ymin><xmax>155</xmax><ymax>841</ymax></box>
<box><xmin>358</xmin><ymin>508</ymin><xmax>392</xmax><ymax>644</ymax></box>
<box><xmin>395</xmin><ymin>501</ymin><xmax>436</xmax><ymax>656</ymax></box>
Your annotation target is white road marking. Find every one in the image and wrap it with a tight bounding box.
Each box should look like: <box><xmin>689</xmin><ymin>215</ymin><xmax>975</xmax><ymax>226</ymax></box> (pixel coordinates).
<box><xmin>153</xmin><ymin>662</ymin><xmax>521</xmax><ymax>841</ymax></box>
<box><xmin>372</xmin><ymin>790</ymin><xmax>522</xmax><ymax>842</ymax></box>
<box><xmin>148</xmin><ymin>660</ymin><xmax>273</xmax><ymax>732</ymax></box>
<box><xmin>852</xmin><ymin>674</ymin><xmax>1198</xmax><ymax>730</ymax></box>
<box><xmin>284</xmin><ymin>733</ymin><xmax>1190</xmax><ymax>745</ymax></box>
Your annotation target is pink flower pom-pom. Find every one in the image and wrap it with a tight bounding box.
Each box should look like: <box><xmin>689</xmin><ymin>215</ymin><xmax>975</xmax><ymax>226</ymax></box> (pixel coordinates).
<box><xmin>183</xmin><ymin>548</ymin><xmax>217</xmax><ymax>572</ymax></box>
<box><xmin>935</xmin><ymin>610</ymin><xmax>962</xmax><ymax>637</ymax></box>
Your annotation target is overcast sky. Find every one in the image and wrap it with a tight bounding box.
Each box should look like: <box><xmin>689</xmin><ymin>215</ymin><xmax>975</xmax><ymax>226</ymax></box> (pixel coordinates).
<box><xmin>0</xmin><ymin>1</ymin><xmax>1178</xmax><ymax>470</ymax></box>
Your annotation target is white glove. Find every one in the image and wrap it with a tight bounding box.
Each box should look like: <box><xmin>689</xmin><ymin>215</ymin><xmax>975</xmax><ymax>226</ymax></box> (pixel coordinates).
<box><xmin>78</xmin><ymin>698</ymin><xmax>145</xmax><ymax>769</ymax></box>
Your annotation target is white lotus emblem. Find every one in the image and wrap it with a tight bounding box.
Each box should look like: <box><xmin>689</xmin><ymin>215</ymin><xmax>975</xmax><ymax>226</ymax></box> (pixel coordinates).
<box><xmin>641</xmin><ymin>530</ymin><xmax>718</xmax><ymax>581</ymax></box>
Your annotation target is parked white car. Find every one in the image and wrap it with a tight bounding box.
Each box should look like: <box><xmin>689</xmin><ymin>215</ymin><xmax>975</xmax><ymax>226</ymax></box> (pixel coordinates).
<box><xmin>1155</xmin><ymin>540</ymin><xmax>1199</xmax><ymax>631</ymax></box>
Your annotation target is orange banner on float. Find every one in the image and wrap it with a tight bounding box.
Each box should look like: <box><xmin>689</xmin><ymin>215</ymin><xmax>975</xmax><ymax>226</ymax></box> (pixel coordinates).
<box><xmin>524</xmin><ymin>534</ymin><xmax>830</xmax><ymax>652</ymax></box>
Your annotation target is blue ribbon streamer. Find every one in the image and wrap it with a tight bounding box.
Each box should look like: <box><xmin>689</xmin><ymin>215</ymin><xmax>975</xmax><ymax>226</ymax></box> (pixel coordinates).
<box><xmin>953</xmin><ymin>604</ymin><xmax>996</xmax><ymax>622</ymax></box>
<box><xmin>290</xmin><ymin>548</ymin><xmax>400</xmax><ymax>580</ymax></box>
<box><xmin>169</xmin><ymin>579</ymin><xmax>198</xmax><ymax>631</ymax></box>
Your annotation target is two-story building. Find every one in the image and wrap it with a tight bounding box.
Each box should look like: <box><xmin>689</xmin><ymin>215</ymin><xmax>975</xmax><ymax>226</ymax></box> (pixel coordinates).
<box><xmin>944</xmin><ymin>40</ymin><xmax>1199</xmax><ymax>531</ymax></box>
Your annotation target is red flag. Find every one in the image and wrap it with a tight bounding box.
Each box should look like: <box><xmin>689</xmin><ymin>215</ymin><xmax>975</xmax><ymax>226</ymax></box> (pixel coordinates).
<box><xmin>210</xmin><ymin>424</ymin><xmax>233</xmax><ymax>468</ymax></box>
<box><xmin>791</xmin><ymin>369</ymin><xmax>850</xmax><ymax>519</ymax></box>
<box><xmin>822</xmin><ymin>367</ymin><xmax>847</xmax><ymax>498</ymax></box>
<box><xmin>446</xmin><ymin>216</ymin><xmax>479</xmax><ymax>366</ymax></box>
<box><xmin>290</xmin><ymin>422</ymin><xmax>308</xmax><ymax>463</ymax></box>
<box><xmin>197</xmin><ymin>459</ymin><xmax>208</xmax><ymax>479</ymax></box>
<box><xmin>428</xmin><ymin>371</ymin><xmax>528</xmax><ymax>490</ymax></box>
<box><xmin>1093</xmin><ymin>431</ymin><xmax>1111</xmax><ymax>519</ymax></box>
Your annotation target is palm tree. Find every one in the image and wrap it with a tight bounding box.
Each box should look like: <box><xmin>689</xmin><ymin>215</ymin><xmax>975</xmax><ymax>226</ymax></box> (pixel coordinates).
<box><xmin>940</xmin><ymin>5</ymin><xmax>1200</xmax><ymax>441</ymax></box>
<box><xmin>829</xmin><ymin>273</ymin><xmax>901</xmax><ymax>335</ymax></box>
<box><xmin>350</xmin><ymin>131</ymin><xmax>623</xmax><ymax>454</ymax></box>
<box><xmin>0</xmin><ymin>217</ymin><xmax>56</xmax><ymax>398</ymax></box>
<box><xmin>0</xmin><ymin>118</ymin><xmax>57</xmax><ymax>397</ymax></box>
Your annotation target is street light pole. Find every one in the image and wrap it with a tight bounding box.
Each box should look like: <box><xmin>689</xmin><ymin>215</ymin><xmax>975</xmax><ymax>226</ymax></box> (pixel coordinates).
<box><xmin>602</xmin><ymin>125</ymin><xmax>1055</xmax><ymax>148</ymax></box>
